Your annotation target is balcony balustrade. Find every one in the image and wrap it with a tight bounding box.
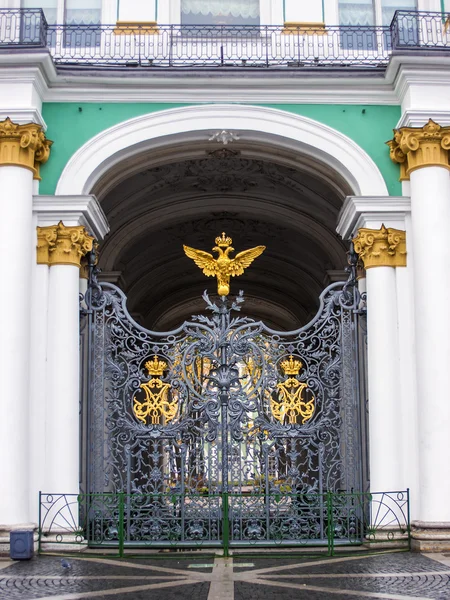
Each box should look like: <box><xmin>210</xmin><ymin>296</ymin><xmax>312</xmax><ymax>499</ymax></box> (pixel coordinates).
<box><xmin>0</xmin><ymin>9</ymin><xmax>448</xmax><ymax>70</ymax></box>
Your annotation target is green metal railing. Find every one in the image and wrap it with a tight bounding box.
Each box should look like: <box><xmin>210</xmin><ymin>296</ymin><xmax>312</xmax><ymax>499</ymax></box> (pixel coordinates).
<box><xmin>38</xmin><ymin>489</ymin><xmax>410</xmax><ymax>558</ymax></box>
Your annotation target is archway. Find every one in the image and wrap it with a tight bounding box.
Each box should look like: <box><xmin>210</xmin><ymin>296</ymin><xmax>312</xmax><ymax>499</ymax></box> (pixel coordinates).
<box><xmin>68</xmin><ymin>105</ymin><xmax>376</xmax><ymax>549</ymax></box>
<box><xmin>57</xmin><ymin>104</ymin><xmax>387</xmax><ymax>329</ymax></box>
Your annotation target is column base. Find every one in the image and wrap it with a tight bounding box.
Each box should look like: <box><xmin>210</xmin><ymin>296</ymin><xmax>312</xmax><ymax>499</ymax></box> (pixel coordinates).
<box><xmin>411</xmin><ymin>521</ymin><xmax>450</xmax><ymax>552</ymax></box>
<box><xmin>38</xmin><ymin>531</ymin><xmax>88</xmax><ymax>554</ymax></box>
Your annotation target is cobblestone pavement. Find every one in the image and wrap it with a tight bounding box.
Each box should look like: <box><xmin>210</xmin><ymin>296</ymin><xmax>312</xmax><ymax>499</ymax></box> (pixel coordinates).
<box><xmin>0</xmin><ymin>551</ymin><xmax>450</xmax><ymax>600</ymax></box>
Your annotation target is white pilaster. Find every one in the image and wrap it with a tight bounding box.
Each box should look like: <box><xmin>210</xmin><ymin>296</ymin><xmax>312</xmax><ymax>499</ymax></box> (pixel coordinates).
<box><xmin>0</xmin><ymin>165</ymin><xmax>33</xmax><ymax>525</ymax></box>
<box><xmin>28</xmin><ymin>260</ymin><xmax>49</xmax><ymax>521</ymax></box>
<box><xmin>410</xmin><ymin>166</ymin><xmax>450</xmax><ymax>523</ymax></box>
<box><xmin>79</xmin><ymin>275</ymin><xmax>88</xmax><ymax>299</ymax></box>
<box><xmin>284</xmin><ymin>0</ymin><xmax>323</xmax><ymax>23</ymax></box>
<box><xmin>365</xmin><ymin>266</ymin><xmax>402</xmax><ymax>493</ymax></box>
<box><xmin>31</xmin><ymin>197</ymin><xmax>109</xmax><ymax>503</ymax></box>
<box><xmin>418</xmin><ymin>0</ymin><xmax>442</xmax><ymax>10</ymax></box>
<box><xmin>117</xmin><ymin>0</ymin><xmax>157</xmax><ymax>22</ymax></box>
<box><xmin>337</xmin><ymin>196</ymin><xmax>415</xmax><ymax>503</ymax></box>
<box><xmin>394</xmin><ymin>215</ymin><xmax>420</xmax><ymax>518</ymax></box>
<box><xmin>0</xmin><ymin>75</ymin><xmax>46</xmax><ymax>129</ymax></box>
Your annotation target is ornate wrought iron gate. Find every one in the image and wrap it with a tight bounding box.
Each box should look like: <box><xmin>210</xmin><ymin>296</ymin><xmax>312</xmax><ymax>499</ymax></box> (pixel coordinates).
<box><xmin>80</xmin><ymin>250</ymin><xmax>366</xmax><ymax>549</ymax></box>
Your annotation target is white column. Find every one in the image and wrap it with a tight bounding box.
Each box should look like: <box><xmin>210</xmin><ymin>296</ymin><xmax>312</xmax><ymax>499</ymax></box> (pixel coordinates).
<box><xmin>31</xmin><ymin>197</ymin><xmax>108</xmax><ymax>531</ymax></box>
<box><xmin>353</xmin><ymin>225</ymin><xmax>407</xmax><ymax>498</ymax></box>
<box><xmin>44</xmin><ymin>224</ymin><xmax>94</xmax><ymax>497</ymax></box>
<box><xmin>410</xmin><ymin>166</ymin><xmax>450</xmax><ymax>523</ymax></box>
<box><xmin>0</xmin><ymin>119</ymin><xmax>50</xmax><ymax>531</ymax></box>
<box><xmin>0</xmin><ymin>165</ymin><xmax>33</xmax><ymax>525</ymax></box>
<box><xmin>365</xmin><ymin>266</ymin><xmax>402</xmax><ymax>493</ymax></box>
<box><xmin>337</xmin><ymin>198</ymin><xmax>413</xmax><ymax>502</ymax></box>
<box><xmin>389</xmin><ymin>120</ymin><xmax>450</xmax><ymax>532</ymax></box>
<box><xmin>46</xmin><ymin>264</ymin><xmax>81</xmax><ymax>495</ymax></box>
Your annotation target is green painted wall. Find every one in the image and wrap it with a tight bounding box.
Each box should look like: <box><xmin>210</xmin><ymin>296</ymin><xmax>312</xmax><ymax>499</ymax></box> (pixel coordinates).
<box><xmin>40</xmin><ymin>102</ymin><xmax>401</xmax><ymax>195</ymax></box>
<box><xmin>264</xmin><ymin>104</ymin><xmax>401</xmax><ymax>196</ymax></box>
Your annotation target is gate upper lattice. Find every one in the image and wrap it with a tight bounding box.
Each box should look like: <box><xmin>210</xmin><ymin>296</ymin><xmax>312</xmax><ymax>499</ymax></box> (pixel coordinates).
<box><xmin>81</xmin><ymin>249</ymin><xmax>365</xmax><ymax>548</ymax></box>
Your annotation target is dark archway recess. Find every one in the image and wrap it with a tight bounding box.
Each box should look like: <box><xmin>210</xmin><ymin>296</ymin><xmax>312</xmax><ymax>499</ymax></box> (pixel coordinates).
<box><xmin>73</xmin><ymin>141</ymin><xmax>374</xmax><ymax>554</ymax></box>
<box><xmin>96</xmin><ymin>145</ymin><xmax>352</xmax><ymax>331</ymax></box>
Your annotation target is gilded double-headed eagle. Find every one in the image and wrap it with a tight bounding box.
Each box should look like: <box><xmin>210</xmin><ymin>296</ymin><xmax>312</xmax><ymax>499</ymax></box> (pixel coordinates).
<box><xmin>183</xmin><ymin>233</ymin><xmax>265</xmax><ymax>296</ymax></box>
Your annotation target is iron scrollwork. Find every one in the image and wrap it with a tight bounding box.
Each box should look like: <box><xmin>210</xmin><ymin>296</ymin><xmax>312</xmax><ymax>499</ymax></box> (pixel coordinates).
<box><xmin>81</xmin><ymin>244</ymin><xmax>365</xmax><ymax>548</ymax></box>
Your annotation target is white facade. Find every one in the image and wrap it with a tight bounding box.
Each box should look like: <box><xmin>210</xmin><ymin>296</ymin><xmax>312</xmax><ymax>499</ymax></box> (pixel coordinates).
<box><xmin>0</xmin><ymin>2</ymin><xmax>450</xmax><ymax>553</ymax></box>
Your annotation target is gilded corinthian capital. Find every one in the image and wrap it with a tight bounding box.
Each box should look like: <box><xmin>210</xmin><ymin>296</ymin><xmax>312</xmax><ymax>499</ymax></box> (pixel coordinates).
<box><xmin>387</xmin><ymin>119</ymin><xmax>450</xmax><ymax>180</ymax></box>
<box><xmin>0</xmin><ymin>117</ymin><xmax>52</xmax><ymax>179</ymax></box>
<box><xmin>37</xmin><ymin>222</ymin><xmax>95</xmax><ymax>267</ymax></box>
<box><xmin>352</xmin><ymin>225</ymin><xmax>406</xmax><ymax>269</ymax></box>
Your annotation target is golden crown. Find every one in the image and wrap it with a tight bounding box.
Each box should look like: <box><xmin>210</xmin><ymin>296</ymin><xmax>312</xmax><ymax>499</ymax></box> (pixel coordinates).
<box><xmin>215</xmin><ymin>232</ymin><xmax>233</xmax><ymax>248</ymax></box>
<box><xmin>280</xmin><ymin>355</ymin><xmax>302</xmax><ymax>376</ymax></box>
<box><xmin>145</xmin><ymin>355</ymin><xmax>168</xmax><ymax>376</ymax></box>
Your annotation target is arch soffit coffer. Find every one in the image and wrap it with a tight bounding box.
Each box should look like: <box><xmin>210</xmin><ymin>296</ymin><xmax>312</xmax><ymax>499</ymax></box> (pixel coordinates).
<box><xmin>102</xmin><ymin>159</ymin><xmax>343</xmax><ymax>224</ymax></box>
<box><xmin>95</xmin><ymin>147</ymin><xmax>351</xmax><ymax>207</ymax></box>
<box><xmin>100</xmin><ymin>207</ymin><xmax>346</xmax><ymax>272</ymax></box>
<box><xmin>128</xmin><ymin>256</ymin><xmax>325</xmax><ymax>315</ymax></box>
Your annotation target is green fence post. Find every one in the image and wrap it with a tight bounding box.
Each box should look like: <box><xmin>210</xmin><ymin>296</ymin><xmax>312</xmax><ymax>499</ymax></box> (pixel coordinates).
<box><xmin>222</xmin><ymin>492</ymin><xmax>229</xmax><ymax>558</ymax></box>
<box><xmin>406</xmin><ymin>488</ymin><xmax>411</xmax><ymax>550</ymax></box>
<box><xmin>118</xmin><ymin>492</ymin><xmax>125</xmax><ymax>558</ymax></box>
<box><xmin>327</xmin><ymin>491</ymin><xmax>334</xmax><ymax>557</ymax></box>
<box><xmin>38</xmin><ymin>491</ymin><xmax>42</xmax><ymax>554</ymax></box>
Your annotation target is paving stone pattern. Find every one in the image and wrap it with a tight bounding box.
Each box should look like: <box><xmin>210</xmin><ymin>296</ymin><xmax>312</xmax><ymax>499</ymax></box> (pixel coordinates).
<box><xmin>0</xmin><ymin>551</ymin><xmax>449</xmax><ymax>599</ymax></box>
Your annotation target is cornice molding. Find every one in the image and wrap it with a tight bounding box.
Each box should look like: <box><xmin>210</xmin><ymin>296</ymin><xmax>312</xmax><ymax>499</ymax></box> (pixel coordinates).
<box><xmin>42</xmin><ymin>81</ymin><xmax>397</xmax><ymax>104</ymax></box>
<box><xmin>3</xmin><ymin>50</ymin><xmax>450</xmax><ymax>107</ymax></box>
<box><xmin>393</xmin><ymin>68</ymin><xmax>450</xmax><ymax>108</ymax></box>
<box><xmin>386</xmin><ymin>54</ymin><xmax>450</xmax><ymax>88</ymax></box>
<box><xmin>0</xmin><ymin>52</ymin><xmax>399</xmax><ymax>104</ymax></box>
<box><xmin>397</xmin><ymin>109</ymin><xmax>450</xmax><ymax>129</ymax></box>
<box><xmin>33</xmin><ymin>194</ymin><xmax>110</xmax><ymax>240</ymax></box>
<box><xmin>336</xmin><ymin>195</ymin><xmax>411</xmax><ymax>240</ymax></box>
<box><xmin>0</xmin><ymin>109</ymin><xmax>46</xmax><ymax>129</ymax></box>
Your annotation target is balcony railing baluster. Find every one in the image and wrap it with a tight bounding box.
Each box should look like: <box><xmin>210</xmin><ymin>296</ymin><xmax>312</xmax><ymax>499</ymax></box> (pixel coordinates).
<box><xmin>0</xmin><ymin>10</ymin><xmax>449</xmax><ymax>70</ymax></box>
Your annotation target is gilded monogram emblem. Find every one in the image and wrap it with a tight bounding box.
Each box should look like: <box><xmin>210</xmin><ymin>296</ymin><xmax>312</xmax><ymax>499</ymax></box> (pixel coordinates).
<box><xmin>133</xmin><ymin>356</ymin><xmax>177</xmax><ymax>425</ymax></box>
<box><xmin>271</xmin><ymin>356</ymin><xmax>315</xmax><ymax>425</ymax></box>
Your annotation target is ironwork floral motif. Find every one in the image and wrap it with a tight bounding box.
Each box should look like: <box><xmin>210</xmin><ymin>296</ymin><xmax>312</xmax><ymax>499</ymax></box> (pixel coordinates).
<box><xmin>81</xmin><ymin>251</ymin><xmax>365</xmax><ymax>547</ymax></box>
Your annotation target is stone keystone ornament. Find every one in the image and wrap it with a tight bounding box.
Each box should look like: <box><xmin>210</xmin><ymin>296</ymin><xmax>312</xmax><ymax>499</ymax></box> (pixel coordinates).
<box><xmin>183</xmin><ymin>232</ymin><xmax>265</xmax><ymax>296</ymax></box>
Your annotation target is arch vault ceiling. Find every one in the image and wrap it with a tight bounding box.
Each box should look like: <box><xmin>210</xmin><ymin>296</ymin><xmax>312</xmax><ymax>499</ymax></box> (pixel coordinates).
<box><xmin>97</xmin><ymin>145</ymin><xmax>351</xmax><ymax>331</ymax></box>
